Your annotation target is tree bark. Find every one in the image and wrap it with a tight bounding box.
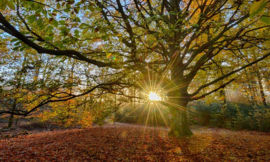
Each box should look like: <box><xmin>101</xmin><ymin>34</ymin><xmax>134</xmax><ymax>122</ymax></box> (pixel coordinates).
<box><xmin>244</xmin><ymin>69</ymin><xmax>256</xmax><ymax>105</ymax></box>
<box><xmin>168</xmin><ymin>100</ymin><xmax>193</xmax><ymax>137</ymax></box>
<box><xmin>167</xmin><ymin>78</ymin><xmax>193</xmax><ymax>138</ymax></box>
<box><xmin>8</xmin><ymin>99</ymin><xmax>17</xmax><ymax>128</ymax></box>
<box><xmin>8</xmin><ymin>113</ymin><xmax>14</xmax><ymax>128</ymax></box>
<box><xmin>254</xmin><ymin>64</ymin><xmax>268</xmax><ymax>107</ymax></box>
<box><xmin>167</xmin><ymin>89</ymin><xmax>193</xmax><ymax>156</ymax></box>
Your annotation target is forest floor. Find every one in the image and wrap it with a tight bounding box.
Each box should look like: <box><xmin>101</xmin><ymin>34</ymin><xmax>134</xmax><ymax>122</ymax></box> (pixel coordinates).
<box><xmin>0</xmin><ymin>123</ymin><xmax>270</xmax><ymax>161</ymax></box>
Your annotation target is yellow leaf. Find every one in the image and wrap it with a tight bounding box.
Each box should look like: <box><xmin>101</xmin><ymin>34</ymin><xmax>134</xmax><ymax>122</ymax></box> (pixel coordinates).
<box><xmin>106</xmin><ymin>53</ymin><xmax>112</xmax><ymax>58</ymax></box>
<box><xmin>151</xmin><ymin>42</ymin><xmax>158</xmax><ymax>48</ymax></box>
<box><xmin>250</xmin><ymin>0</ymin><xmax>268</xmax><ymax>18</ymax></box>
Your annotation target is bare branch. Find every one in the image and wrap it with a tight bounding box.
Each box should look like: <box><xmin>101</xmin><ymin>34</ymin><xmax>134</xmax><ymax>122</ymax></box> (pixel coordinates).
<box><xmin>191</xmin><ymin>78</ymin><xmax>235</xmax><ymax>100</ymax></box>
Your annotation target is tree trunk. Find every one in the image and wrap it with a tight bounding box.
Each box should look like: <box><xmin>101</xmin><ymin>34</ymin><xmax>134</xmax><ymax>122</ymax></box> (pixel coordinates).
<box><xmin>166</xmin><ymin>50</ymin><xmax>193</xmax><ymax>137</ymax></box>
<box><xmin>167</xmin><ymin>90</ymin><xmax>193</xmax><ymax>157</ymax></box>
<box><xmin>8</xmin><ymin>113</ymin><xmax>14</xmax><ymax>128</ymax></box>
<box><xmin>168</xmin><ymin>91</ymin><xmax>193</xmax><ymax>137</ymax></box>
<box><xmin>220</xmin><ymin>88</ymin><xmax>227</xmax><ymax>110</ymax></box>
<box><xmin>255</xmin><ymin>64</ymin><xmax>268</xmax><ymax>107</ymax></box>
<box><xmin>8</xmin><ymin>99</ymin><xmax>17</xmax><ymax>128</ymax></box>
<box><xmin>244</xmin><ymin>69</ymin><xmax>256</xmax><ymax>105</ymax></box>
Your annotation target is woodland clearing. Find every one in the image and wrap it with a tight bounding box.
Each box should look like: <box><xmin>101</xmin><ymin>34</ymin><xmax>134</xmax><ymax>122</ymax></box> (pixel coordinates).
<box><xmin>0</xmin><ymin>123</ymin><xmax>270</xmax><ymax>161</ymax></box>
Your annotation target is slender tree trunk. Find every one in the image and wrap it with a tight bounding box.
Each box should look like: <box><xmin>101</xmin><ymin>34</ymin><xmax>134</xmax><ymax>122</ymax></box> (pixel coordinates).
<box><xmin>7</xmin><ymin>56</ymin><xmax>27</xmax><ymax>128</ymax></box>
<box><xmin>8</xmin><ymin>99</ymin><xmax>17</xmax><ymax>128</ymax></box>
<box><xmin>220</xmin><ymin>89</ymin><xmax>227</xmax><ymax>111</ymax></box>
<box><xmin>244</xmin><ymin>69</ymin><xmax>256</xmax><ymax>105</ymax></box>
<box><xmin>257</xmin><ymin>72</ymin><xmax>267</xmax><ymax>107</ymax></box>
<box><xmin>255</xmin><ymin>64</ymin><xmax>267</xmax><ymax>107</ymax></box>
<box><xmin>8</xmin><ymin>113</ymin><xmax>14</xmax><ymax>128</ymax></box>
<box><xmin>218</xmin><ymin>88</ymin><xmax>227</xmax><ymax>127</ymax></box>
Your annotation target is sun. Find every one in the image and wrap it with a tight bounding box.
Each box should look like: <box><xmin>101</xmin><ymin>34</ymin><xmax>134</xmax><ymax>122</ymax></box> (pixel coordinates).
<box><xmin>148</xmin><ymin>92</ymin><xmax>161</xmax><ymax>101</ymax></box>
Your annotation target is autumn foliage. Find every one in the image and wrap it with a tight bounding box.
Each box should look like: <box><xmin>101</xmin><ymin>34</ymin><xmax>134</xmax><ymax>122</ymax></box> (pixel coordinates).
<box><xmin>0</xmin><ymin>124</ymin><xmax>270</xmax><ymax>161</ymax></box>
<box><xmin>37</xmin><ymin>99</ymin><xmax>93</xmax><ymax>128</ymax></box>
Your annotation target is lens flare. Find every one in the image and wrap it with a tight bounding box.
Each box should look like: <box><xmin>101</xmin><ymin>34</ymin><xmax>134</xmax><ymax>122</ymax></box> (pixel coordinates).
<box><xmin>148</xmin><ymin>92</ymin><xmax>161</xmax><ymax>101</ymax></box>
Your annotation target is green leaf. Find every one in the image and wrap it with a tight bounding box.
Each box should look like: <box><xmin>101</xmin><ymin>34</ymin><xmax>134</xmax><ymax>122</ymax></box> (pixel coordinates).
<box><xmin>13</xmin><ymin>47</ymin><xmax>19</xmax><ymax>51</ymax></box>
<box><xmin>76</xmin><ymin>2</ymin><xmax>82</xmax><ymax>6</ymax></box>
<box><xmin>82</xmin><ymin>28</ymin><xmax>88</xmax><ymax>34</ymax></box>
<box><xmin>52</xmin><ymin>19</ymin><xmax>59</xmax><ymax>27</ymax></box>
<box><xmin>66</xmin><ymin>3</ymin><xmax>71</xmax><ymax>9</ymax></box>
<box><xmin>74</xmin><ymin>17</ymin><xmax>81</xmax><ymax>22</ymax></box>
<box><xmin>45</xmin><ymin>36</ymin><xmax>53</xmax><ymax>41</ymax></box>
<box><xmin>118</xmin><ymin>36</ymin><xmax>122</xmax><ymax>42</ymax></box>
<box><xmin>79</xmin><ymin>23</ymin><xmax>89</xmax><ymax>29</ymax></box>
<box><xmin>37</xmin><ymin>18</ymin><xmax>43</xmax><ymax>26</ymax></box>
<box><xmin>60</xmin><ymin>26</ymin><xmax>70</xmax><ymax>36</ymax></box>
<box><xmin>46</xmin><ymin>26</ymin><xmax>54</xmax><ymax>33</ymax></box>
<box><xmin>42</xmin><ymin>9</ymin><xmax>47</xmax><ymax>15</ymax></box>
<box><xmin>74</xmin><ymin>7</ymin><xmax>80</xmax><ymax>14</ymax></box>
<box><xmin>57</xmin><ymin>3</ymin><xmax>61</xmax><ymax>9</ymax></box>
<box><xmin>11</xmin><ymin>38</ymin><xmax>18</xmax><ymax>42</ymax></box>
<box><xmin>96</xmin><ymin>7</ymin><xmax>102</xmax><ymax>11</ymax></box>
<box><xmin>64</xmin><ymin>8</ymin><xmax>70</xmax><ymax>12</ymax></box>
<box><xmin>74</xmin><ymin>29</ymin><xmax>79</xmax><ymax>37</ymax></box>
<box><xmin>0</xmin><ymin>0</ymin><xmax>16</xmax><ymax>10</ymax></box>
<box><xmin>261</xmin><ymin>16</ymin><xmax>270</xmax><ymax>24</ymax></box>
<box><xmin>27</xmin><ymin>15</ymin><xmax>36</xmax><ymax>23</ymax></box>
<box><xmin>6</xmin><ymin>0</ymin><xmax>15</xmax><ymax>10</ymax></box>
<box><xmin>59</xmin><ymin>20</ymin><xmax>66</xmax><ymax>25</ymax></box>
<box><xmin>250</xmin><ymin>0</ymin><xmax>268</xmax><ymax>18</ymax></box>
<box><xmin>14</xmin><ymin>41</ymin><xmax>21</xmax><ymax>46</ymax></box>
<box><xmin>31</xmin><ymin>2</ymin><xmax>41</xmax><ymax>10</ymax></box>
<box><xmin>0</xmin><ymin>0</ymin><xmax>6</xmax><ymax>10</ymax></box>
<box><xmin>39</xmin><ymin>23</ymin><xmax>45</xmax><ymax>30</ymax></box>
<box><xmin>88</xmin><ymin>5</ymin><xmax>95</xmax><ymax>12</ymax></box>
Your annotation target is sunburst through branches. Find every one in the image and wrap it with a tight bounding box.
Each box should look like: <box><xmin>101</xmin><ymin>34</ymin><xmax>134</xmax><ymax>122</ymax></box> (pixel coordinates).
<box><xmin>148</xmin><ymin>92</ymin><xmax>161</xmax><ymax>101</ymax></box>
<box><xmin>115</xmin><ymin>65</ymin><xmax>210</xmax><ymax>152</ymax></box>
<box><xmin>117</xmin><ymin>50</ymin><xmax>205</xmax><ymax>129</ymax></box>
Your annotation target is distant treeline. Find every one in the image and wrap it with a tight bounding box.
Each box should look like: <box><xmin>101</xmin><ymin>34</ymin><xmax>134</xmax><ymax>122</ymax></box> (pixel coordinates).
<box><xmin>115</xmin><ymin>101</ymin><xmax>270</xmax><ymax>132</ymax></box>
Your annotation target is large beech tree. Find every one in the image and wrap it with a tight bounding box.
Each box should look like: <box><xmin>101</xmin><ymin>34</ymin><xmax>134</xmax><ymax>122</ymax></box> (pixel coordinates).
<box><xmin>1</xmin><ymin>0</ymin><xmax>270</xmax><ymax>137</ymax></box>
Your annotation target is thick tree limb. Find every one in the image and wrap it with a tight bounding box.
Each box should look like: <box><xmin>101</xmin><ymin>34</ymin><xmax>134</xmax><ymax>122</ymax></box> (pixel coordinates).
<box><xmin>0</xmin><ymin>12</ymin><xmax>118</xmax><ymax>68</ymax></box>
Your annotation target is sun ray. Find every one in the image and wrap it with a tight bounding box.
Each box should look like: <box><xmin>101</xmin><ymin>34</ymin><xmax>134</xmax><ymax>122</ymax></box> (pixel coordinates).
<box><xmin>118</xmin><ymin>99</ymin><xmax>149</xmax><ymax>123</ymax></box>
<box><xmin>148</xmin><ymin>91</ymin><xmax>161</xmax><ymax>101</ymax></box>
<box><xmin>155</xmin><ymin>102</ymin><xmax>169</xmax><ymax>128</ymax></box>
<box><xmin>164</xmin><ymin>81</ymin><xmax>191</xmax><ymax>93</ymax></box>
<box><xmin>145</xmin><ymin>102</ymin><xmax>151</xmax><ymax>128</ymax></box>
<box><xmin>136</xmin><ymin>101</ymin><xmax>151</xmax><ymax>125</ymax></box>
<box><xmin>137</xmin><ymin>77</ymin><xmax>150</xmax><ymax>92</ymax></box>
<box><xmin>116</xmin><ymin>50</ymin><xmax>204</xmax><ymax>132</ymax></box>
<box><xmin>162</xmin><ymin>100</ymin><xmax>187</xmax><ymax>111</ymax></box>
<box><xmin>147</xmin><ymin>64</ymin><xmax>153</xmax><ymax>92</ymax></box>
<box><xmin>154</xmin><ymin>104</ymin><xmax>158</xmax><ymax>127</ymax></box>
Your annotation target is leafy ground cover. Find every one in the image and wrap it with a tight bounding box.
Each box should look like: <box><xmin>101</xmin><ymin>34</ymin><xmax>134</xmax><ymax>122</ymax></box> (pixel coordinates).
<box><xmin>0</xmin><ymin>124</ymin><xmax>270</xmax><ymax>161</ymax></box>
